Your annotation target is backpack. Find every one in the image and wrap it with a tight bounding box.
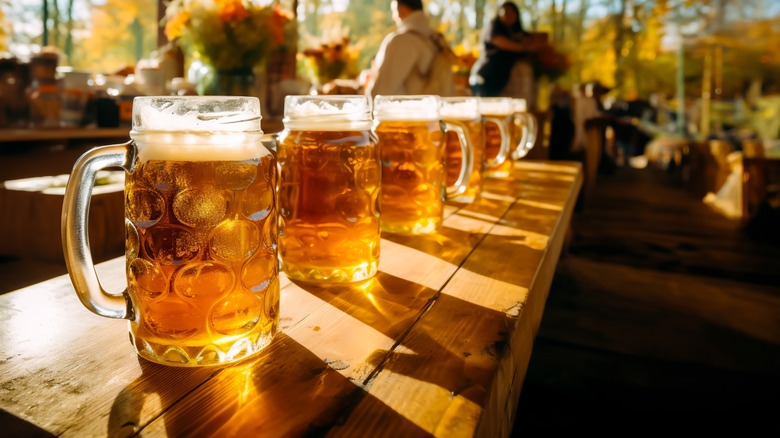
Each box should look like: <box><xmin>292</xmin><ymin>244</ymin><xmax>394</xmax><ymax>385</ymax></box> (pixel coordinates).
<box><xmin>405</xmin><ymin>31</ymin><xmax>457</xmax><ymax>97</ymax></box>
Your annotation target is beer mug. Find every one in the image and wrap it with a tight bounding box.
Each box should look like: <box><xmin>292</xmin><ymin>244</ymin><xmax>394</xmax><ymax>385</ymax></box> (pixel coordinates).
<box><xmin>440</xmin><ymin>96</ymin><xmax>485</xmax><ymax>204</ymax></box>
<box><xmin>479</xmin><ymin>97</ymin><xmax>513</xmax><ymax>178</ymax></box>
<box><xmin>373</xmin><ymin>95</ymin><xmax>472</xmax><ymax>235</ymax></box>
<box><xmin>62</xmin><ymin>96</ymin><xmax>279</xmax><ymax>367</ymax></box>
<box><xmin>276</xmin><ymin>95</ymin><xmax>380</xmax><ymax>283</ymax></box>
<box><xmin>510</xmin><ymin>98</ymin><xmax>538</xmax><ymax>160</ymax></box>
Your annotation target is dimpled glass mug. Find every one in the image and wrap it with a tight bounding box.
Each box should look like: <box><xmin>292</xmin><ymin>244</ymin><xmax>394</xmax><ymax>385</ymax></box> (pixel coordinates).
<box><xmin>440</xmin><ymin>96</ymin><xmax>485</xmax><ymax>204</ymax></box>
<box><xmin>374</xmin><ymin>95</ymin><xmax>472</xmax><ymax>235</ymax></box>
<box><xmin>62</xmin><ymin>96</ymin><xmax>279</xmax><ymax>367</ymax></box>
<box><xmin>276</xmin><ymin>95</ymin><xmax>380</xmax><ymax>284</ymax></box>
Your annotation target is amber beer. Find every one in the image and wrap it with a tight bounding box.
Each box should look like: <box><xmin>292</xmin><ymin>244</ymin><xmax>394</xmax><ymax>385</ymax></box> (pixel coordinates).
<box><xmin>480</xmin><ymin>97</ymin><xmax>513</xmax><ymax>178</ymax></box>
<box><xmin>440</xmin><ymin>97</ymin><xmax>485</xmax><ymax>203</ymax></box>
<box><xmin>277</xmin><ymin>95</ymin><xmax>380</xmax><ymax>283</ymax></box>
<box><xmin>374</xmin><ymin>95</ymin><xmax>447</xmax><ymax>235</ymax></box>
<box><xmin>62</xmin><ymin>96</ymin><xmax>278</xmax><ymax>367</ymax></box>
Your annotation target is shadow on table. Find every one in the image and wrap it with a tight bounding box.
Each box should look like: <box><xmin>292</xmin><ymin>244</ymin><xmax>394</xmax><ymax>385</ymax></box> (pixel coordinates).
<box><xmin>107</xmin><ymin>333</ymin><xmax>427</xmax><ymax>436</ymax></box>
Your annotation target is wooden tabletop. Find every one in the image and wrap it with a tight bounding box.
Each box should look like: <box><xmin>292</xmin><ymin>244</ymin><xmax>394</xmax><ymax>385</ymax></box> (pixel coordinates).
<box><xmin>0</xmin><ymin>160</ymin><xmax>582</xmax><ymax>437</ymax></box>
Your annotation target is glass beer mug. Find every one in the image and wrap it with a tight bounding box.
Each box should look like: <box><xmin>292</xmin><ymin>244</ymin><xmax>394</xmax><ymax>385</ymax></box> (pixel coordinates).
<box><xmin>440</xmin><ymin>96</ymin><xmax>485</xmax><ymax>204</ymax></box>
<box><xmin>276</xmin><ymin>95</ymin><xmax>381</xmax><ymax>283</ymax></box>
<box><xmin>479</xmin><ymin>97</ymin><xmax>513</xmax><ymax>178</ymax></box>
<box><xmin>62</xmin><ymin>96</ymin><xmax>279</xmax><ymax>367</ymax></box>
<box><xmin>374</xmin><ymin>95</ymin><xmax>473</xmax><ymax>235</ymax></box>
<box><xmin>510</xmin><ymin>98</ymin><xmax>538</xmax><ymax>160</ymax></box>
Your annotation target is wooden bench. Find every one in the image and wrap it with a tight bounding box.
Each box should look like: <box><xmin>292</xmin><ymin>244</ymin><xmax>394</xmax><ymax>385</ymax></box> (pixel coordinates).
<box><xmin>0</xmin><ymin>173</ymin><xmax>124</xmax><ymax>261</ymax></box>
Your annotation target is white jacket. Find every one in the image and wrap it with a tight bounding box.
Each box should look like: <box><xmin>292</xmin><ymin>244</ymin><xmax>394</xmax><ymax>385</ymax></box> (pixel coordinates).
<box><xmin>366</xmin><ymin>11</ymin><xmax>436</xmax><ymax>97</ymax></box>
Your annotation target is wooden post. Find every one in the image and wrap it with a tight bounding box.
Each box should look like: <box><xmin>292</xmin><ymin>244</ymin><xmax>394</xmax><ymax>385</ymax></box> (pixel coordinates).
<box><xmin>158</xmin><ymin>0</ymin><xmax>168</xmax><ymax>48</ymax></box>
<box><xmin>675</xmin><ymin>4</ymin><xmax>686</xmax><ymax>137</ymax></box>
<box><xmin>700</xmin><ymin>47</ymin><xmax>712</xmax><ymax>139</ymax></box>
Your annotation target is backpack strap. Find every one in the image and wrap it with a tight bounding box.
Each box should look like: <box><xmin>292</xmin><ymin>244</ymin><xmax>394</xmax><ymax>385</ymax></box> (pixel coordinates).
<box><xmin>429</xmin><ymin>32</ymin><xmax>458</xmax><ymax>62</ymax></box>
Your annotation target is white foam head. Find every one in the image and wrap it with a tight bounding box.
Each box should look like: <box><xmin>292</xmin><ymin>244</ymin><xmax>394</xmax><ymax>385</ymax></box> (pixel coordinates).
<box><xmin>130</xmin><ymin>96</ymin><xmax>266</xmax><ymax>162</ymax></box>
<box><xmin>132</xmin><ymin>96</ymin><xmax>262</xmax><ymax>133</ymax></box>
<box><xmin>511</xmin><ymin>98</ymin><xmax>527</xmax><ymax>113</ymax></box>
<box><xmin>373</xmin><ymin>95</ymin><xmax>439</xmax><ymax>121</ymax></box>
<box><xmin>478</xmin><ymin>97</ymin><xmax>514</xmax><ymax>116</ymax></box>
<box><xmin>283</xmin><ymin>95</ymin><xmax>372</xmax><ymax>131</ymax></box>
<box><xmin>439</xmin><ymin>97</ymin><xmax>480</xmax><ymax>120</ymax></box>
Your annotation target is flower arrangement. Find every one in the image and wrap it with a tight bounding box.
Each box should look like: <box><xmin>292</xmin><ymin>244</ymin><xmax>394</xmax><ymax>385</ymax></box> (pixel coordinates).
<box><xmin>164</xmin><ymin>0</ymin><xmax>294</xmax><ymax>73</ymax></box>
<box><xmin>300</xmin><ymin>35</ymin><xmax>360</xmax><ymax>86</ymax></box>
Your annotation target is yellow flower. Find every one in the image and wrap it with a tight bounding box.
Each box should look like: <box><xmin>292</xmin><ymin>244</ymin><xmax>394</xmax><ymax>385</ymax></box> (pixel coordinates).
<box><xmin>164</xmin><ymin>10</ymin><xmax>190</xmax><ymax>41</ymax></box>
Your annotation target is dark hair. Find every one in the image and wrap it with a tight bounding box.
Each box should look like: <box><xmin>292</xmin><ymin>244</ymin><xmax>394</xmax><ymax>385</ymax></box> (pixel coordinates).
<box><xmin>498</xmin><ymin>1</ymin><xmax>524</xmax><ymax>33</ymax></box>
<box><xmin>397</xmin><ymin>0</ymin><xmax>424</xmax><ymax>11</ymax></box>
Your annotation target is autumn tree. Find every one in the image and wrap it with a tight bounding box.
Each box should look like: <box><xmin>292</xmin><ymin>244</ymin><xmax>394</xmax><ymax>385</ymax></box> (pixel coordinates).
<box><xmin>78</xmin><ymin>0</ymin><xmax>157</xmax><ymax>72</ymax></box>
<box><xmin>0</xmin><ymin>1</ymin><xmax>9</xmax><ymax>52</ymax></box>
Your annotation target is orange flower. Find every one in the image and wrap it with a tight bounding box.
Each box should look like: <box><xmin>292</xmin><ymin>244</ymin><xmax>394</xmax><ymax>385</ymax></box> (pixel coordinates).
<box><xmin>268</xmin><ymin>5</ymin><xmax>291</xmax><ymax>45</ymax></box>
<box><xmin>215</xmin><ymin>0</ymin><xmax>250</xmax><ymax>23</ymax></box>
<box><xmin>164</xmin><ymin>10</ymin><xmax>191</xmax><ymax>41</ymax></box>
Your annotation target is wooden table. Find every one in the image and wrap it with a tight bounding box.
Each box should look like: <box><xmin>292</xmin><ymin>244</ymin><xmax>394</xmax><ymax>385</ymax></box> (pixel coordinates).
<box><xmin>0</xmin><ymin>161</ymin><xmax>582</xmax><ymax>437</ymax></box>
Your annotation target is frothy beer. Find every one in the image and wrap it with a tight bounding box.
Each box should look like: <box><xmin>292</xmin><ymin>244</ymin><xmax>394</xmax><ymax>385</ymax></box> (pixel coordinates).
<box><xmin>277</xmin><ymin>96</ymin><xmax>380</xmax><ymax>283</ymax></box>
<box><xmin>126</xmin><ymin>132</ymin><xmax>278</xmax><ymax>366</ymax></box>
<box><xmin>440</xmin><ymin>97</ymin><xmax>484</xmax><ymax>203</ymax></box>
<box><xmin>374</xmin><ymin>96</ymin><xmax>445</xmax><ymax>235</ymax></box>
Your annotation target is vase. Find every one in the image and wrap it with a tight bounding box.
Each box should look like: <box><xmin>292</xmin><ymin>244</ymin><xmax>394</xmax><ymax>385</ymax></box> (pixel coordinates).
<box><xmin>212</xmin><ymin>69</ymin><xmax>257</xmax><ymax>97</ymax></box>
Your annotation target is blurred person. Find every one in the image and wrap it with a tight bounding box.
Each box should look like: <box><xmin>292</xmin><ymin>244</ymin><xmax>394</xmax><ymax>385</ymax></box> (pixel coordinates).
<box><xmin>469</xmin><ymin>2</ymin><xmax>544</xmax><ymax>100</ymax></box>
<box><xmin>547</xmin><ymin>85</ymin><xmax>576</xmax><ymax>161</ymax></box>
<box><xmin>364</xmin><ymin>0</ymin><xmax>444</xmax><ymax>97</ymax></box>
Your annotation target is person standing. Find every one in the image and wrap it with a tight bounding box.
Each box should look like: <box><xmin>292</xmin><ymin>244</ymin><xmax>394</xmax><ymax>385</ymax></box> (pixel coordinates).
<box><xmin>469</xmin><ymin>2</ymin><xmax>543</xmax><ymax>100</ymax></box>
<box><xmin>364</xmin><ymin>0</ymin><xmax>439</xmax><ymax>97</ymax></box>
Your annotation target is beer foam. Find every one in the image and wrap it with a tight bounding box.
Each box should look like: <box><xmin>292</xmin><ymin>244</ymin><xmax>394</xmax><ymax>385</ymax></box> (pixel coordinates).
<box><xmin>373</xmin><ymin>96</ymin><xmax>439</xmax><ymax>121</ymax></box>
<box><xmin>439</xmin><ymin>100</ymin><xmax>480</xmax><ymax>120</ymax></box>
<box><xmin>284</xmin><ymin>99</ymin><xmax>372</xmax><ymax>131</ymax></box>
<box><xmin>479</xmin><ymin>98</ymin><xmax>513</xmax><ymax>116</ymax></box>
<box><xmin>132</xmin><ymin>96</ymin><xmax>263</xmax><ymax>133</ymax></box>
<box><xmin>512</xmin><ymin>98</ymin><xmax>527</xmax><ymax>112</ymax></box>
<box><xmin>133</xmin><ymin>132</ymin><xmax>268</xmax><ymax>162</ymax></box>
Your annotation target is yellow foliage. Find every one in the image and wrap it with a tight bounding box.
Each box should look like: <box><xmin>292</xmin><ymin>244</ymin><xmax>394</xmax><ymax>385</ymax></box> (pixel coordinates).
<box><xmin>76</xmin><ymin>0</ymin><xmax>157</xmax><ymax>73</ymax></box>
<box><xmin>579</xmin><ymin>18</ymin><xmax>617</xmax><ymax>89</ymax></box>
<box><xmin>0</xmin><ymin>9</ymin><xmax>9</xmax><ymax>52</ymax></box>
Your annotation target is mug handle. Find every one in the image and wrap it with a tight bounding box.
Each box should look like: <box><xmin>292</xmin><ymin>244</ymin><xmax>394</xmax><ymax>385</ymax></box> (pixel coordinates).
<box><xmin>484</xmin><ymin>116</ymin><xmax>510</xmax><ymax>168</ymax></box>
<box><xmin>61</xmin><ymin>141</ymin><xmax>135</xmax><ymax>320</ymax></box>
<box><xmin>512</xmin><ymin>112</ymin><xmax>538</xmax><ymax>160</ymax></box>
<box><xmin>443</xmin><ymin>121</ymin><xmax>474</xmax><ymax>198</ymax></box>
